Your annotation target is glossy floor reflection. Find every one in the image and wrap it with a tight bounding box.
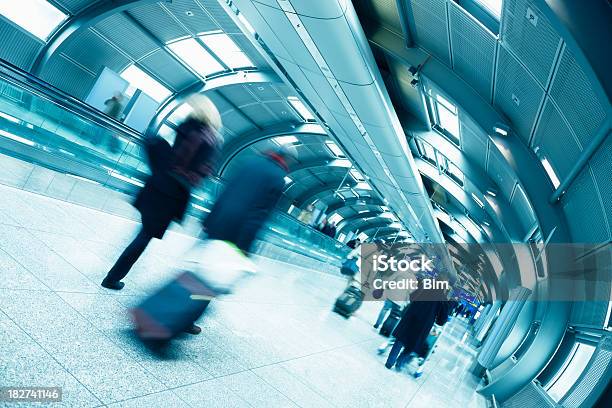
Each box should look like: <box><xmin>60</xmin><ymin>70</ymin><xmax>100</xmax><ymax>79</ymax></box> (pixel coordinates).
<box><xmin>0</xmin><ymin>184</ymin><xmax>487</xmax><ymax>407</ymax></box>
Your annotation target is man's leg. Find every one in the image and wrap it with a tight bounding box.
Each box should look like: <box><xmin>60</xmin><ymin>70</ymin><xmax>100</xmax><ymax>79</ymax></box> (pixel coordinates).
<box><xmin>102</xmin><ymin>228</ymin><xmax>153</xmax><ymax>289</ymax></box>
<box><xmin>374</xmin><ymin>299</ymin><xmax>392</xmax><ymax>328</ymax></box>
<box><xmin>385</xmin><ymin>340</ymin><xmax>404</xmax><ymax>369</ymax></box>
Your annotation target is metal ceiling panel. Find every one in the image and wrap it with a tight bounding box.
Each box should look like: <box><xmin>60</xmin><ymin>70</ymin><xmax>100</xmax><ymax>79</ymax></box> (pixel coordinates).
<box><xmin>246</xmin><ymin>83</ymin><xmax>282</xmax><ymax>102</ymax></box>
<box><xmin>265</xmin><ymin>101</ymin><xmax>302</xmax><ymax>122</ymax></box>
<box><xmin>219</xmin><ymin>85</ymin><xmax>258</xmax><ymax>107</ymax></box>
<box><xmin>589</xmin><ymin>136</ymin><xmax>612</xmax><ymax>238</ymax></box>
<box><xmin>94</xmin><ymin>14</ymin><xmax>158</xmax><ymax>61</ymax></box>
<box><xmin>501</xmin><ymin>0</ymin><xmax>561</xmax><ymax>88</ymax></box>
<box><xmin>60</xmin><ymin>29</ymin><xmax>131</xmax><ymax>74</ymax></box>
<box><xmin>129</xmin><ymin>3</ymin><xmax>190</xmax><ymax>43</ymax></box>
<box><xmin>53</xmin><ymin>0</ymin><xmax>95</xmax><ymax>14</ymax></box>
<box><xmin>0</xmin><ymin>19</ymin><xmax>43</xmax><ymax>71</ymax></box>
<box><xmin>449</xmin><ymin>3</ymin><xmax>496</xmax><ymax>101</ymax></box>
<box><xmin>550</xmin><ymin>47</ymin><xmax>608</xmax><ymax>149</ymax></box>
<box><xmin>561</xmin><ymin>166</ymin><xmax>610</xmax><ymax>243</ymax></box>
<box><xmin>199</xmin><ymin>0</ymin><xmax>242</xmax><ymax>34</ymax></box>
<box><xmin>406</xmin><ymin>0</ymin><xmax>451</xmax><ymax>66</ymax></box>
<box><xmin>40</xmin><ymin>54</ymin><xmax>97</xmax><ymax>99</ymax></box>
<box><xmin>531</xmin><ymin>97</ymin><xmax>581</xmax><ymax>181</ymax></box>
<box><xmin>494</xmin><ymin>45</ymin><xmax>544</xmax><ymax>145</ymax></box>
<box><xmin>162</xmin><ymin>0</ymin><xmax>219</xmax><ymax>35</ymax></box>
<box><xmin>240</xmin><ymin>104</ymin><xmax>280</xmax><ymax>128</ymax></box>
<box><xmin>138</xmin><ymin>50</ymin><xmax>198</xmax><ymax>91</ymax></box>
<box><xmin>220</xmin><ymin>110</ymin><xmax>257</xmax><ymax>136</ymax></box>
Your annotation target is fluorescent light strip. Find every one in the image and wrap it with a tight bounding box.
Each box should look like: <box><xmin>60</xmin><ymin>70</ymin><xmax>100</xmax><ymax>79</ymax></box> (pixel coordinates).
<box><xmin>0</xmin><ymin>129</ymin><xmax>35</xmax><ymax>146</ymax></box>
<box><xmin>65</xmin><ymin>173</ymin><xmax>100</xmax><ymax>185</ymax></box>
<box><xmin>0</xmin><ymin>111</ymin><xmax>20</xmax><ymax>123</ymax></box>
<box><xmin>471</xmin><ymin>193</ymin><xmax>485</xmax><ymax>208</ymax></box>
<box><xmin>108</xmin><ymin>171</ymin><xmax>144</xmax><ymax>187</ymax></box>
<box><xmin>192</xmin><ymin>203</ymin><xmax>211</xmax><ymax>213</ymax></box>
<box><xmin>541</xmin><ymin>157</ymin><xmax>561</xmax><ymax>188</ymax></box>
<box><xmin>277</xmin><ymin>1</ymin><xmax>422</xmax><ymax>237</ymax></box>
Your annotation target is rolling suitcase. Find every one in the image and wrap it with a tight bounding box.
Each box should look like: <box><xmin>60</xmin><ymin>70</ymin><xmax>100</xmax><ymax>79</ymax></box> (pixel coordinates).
<box><xmin>132</xmin><ymin>240</ymin><xmax>256</xmax><ymax>340</ymax></box>
<box><xmin>131</xmin><ymin>271</ymin><xmax>214</xmax><ymax>340</ymax></box>
<box><xmin>379</xmin><ymin>304</ymin><xmax>402</xmax><ymax>337</ymax></box>
<box><xmin>333</xmin><ymin>285</ymin><xmax>364</xmax><ymax>318</ymax></box>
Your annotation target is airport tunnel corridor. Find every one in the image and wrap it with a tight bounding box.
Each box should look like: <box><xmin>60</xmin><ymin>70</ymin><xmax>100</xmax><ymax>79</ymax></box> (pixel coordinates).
<box><xmin>0</xmin><ymin>0</ymin><xmax>610</xmax><ymax>407</ymax></box>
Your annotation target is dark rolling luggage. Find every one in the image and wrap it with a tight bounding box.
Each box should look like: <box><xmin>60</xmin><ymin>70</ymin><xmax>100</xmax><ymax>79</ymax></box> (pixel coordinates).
<box><xmin>333</xmin><ymin>285</ymin><xmax>364</xmax><ymax>318</ymax></box>
<box><xmin>379</xmin><ymin>304</ymin><xmax>402</xmax><ymax>337</ymax></box>
<box><xmin>131</xmin><ymin>271</ymin><xmax>215</xmax><ymax>340</ymax></box>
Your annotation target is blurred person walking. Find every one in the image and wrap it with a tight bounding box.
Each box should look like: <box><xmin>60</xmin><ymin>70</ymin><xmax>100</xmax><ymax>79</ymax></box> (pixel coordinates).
<box><xmin>385</xmin><ymin>281</ymin><xmax>449</xmax><ymax>370</ymax></box>
<box><xmin>101</xmin><ymin>94</ymin><xmax>223</xmax><ymax>291</ymax></box>
<box><xmin>202</xmin><ymin>144</ymin><xmax>298</xmax><ymax>253</ymax></box>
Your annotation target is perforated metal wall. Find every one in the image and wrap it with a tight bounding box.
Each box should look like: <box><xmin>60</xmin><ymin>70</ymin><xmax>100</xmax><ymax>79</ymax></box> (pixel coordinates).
<box><xmin>406</xmin><ymin>0</ymin><xmax>451</xmax><ymax>66</ymax></box>
<box><xmin>93</xmin><ymin>14</ymin><xmax>158</xmax><ymax>61</ymax></box>
<box><xmin>200</xmin><ymin>0</ymin><xmax>242</xmax><ymax>34</ymax></box>
<box><xmin>449</xmin><ymin>4</ymin><xmax>495</xmax><ymax>101</ymax></box>
<box><xmin>40</xmin><ymin>54</ymin><xmax>96</xmax><ymax>99</ymax></box>
<box><xmin>501</xmin><ymin>0</ymin><xmax>561</xmax><ymax>88</ymax></box>
<box><xmin>494</xmin><ymin>46</ymin><xmax>544</xmax><ymax>145</ymax></box>
<box><xmin>589</xmin><ymin>135</ymin><xmax>612</xmax><ymax>239</ymax></box>
<box><xmin>531</xmin><ymin>97</ymin><xmax>582</xmax><ymax>181</ymax></box>
<box><xmin>60</xmin><ymin>28</ymin><xmax>131</xmax><ymax>74</ymax></box>
<box><xmin>501</xmin><ymin>381</ymin><xmax>555</xmax><ymax>408</ymax></box>
<box><xmin>129</xmin><ymin>3</ymin><xmax>191</xmax><ymax>43</ymax></box>
<box><xmin>0</xmin><ymin>19</ymin><xmax>43</xmax><ymax>71</ymax></box>
<box><xmin>562</xmin><ymin>335</ymin><xmax>612</xmax><ymax>408</ymax></box>
<box><xmin>162</xmin><ymin>0</ymin><xmax>219</xmax><ymax>35</ymax></box>
<box><xmin>561</xmin><ymin>166</ymin><xmax>610</xmax><ymax>243</ymax></box>
<box><xmin>138</xmin><ymin>50</ymin><xmax>197</xmax><ymax>91</ymax></box>
<box><xmin>549</xmin><ymin>47</ymin><xmax>608</xmax><ymax>149</ymax></box>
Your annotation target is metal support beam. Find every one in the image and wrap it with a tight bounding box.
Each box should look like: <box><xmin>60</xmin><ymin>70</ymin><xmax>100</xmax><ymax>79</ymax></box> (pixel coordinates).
<box><xmin>149</xmin><ymin>70</ymin><xmax>281</xmax><ymax>135</ymax></box>
<box><xmin>326</xmin><ymin>197</ymin><xmax>385</xmax><ymax>214</ymax></box>
<box><xmin>550</xmin><ymin>120</ymin><xmax>611</xmax><ymax>203</ymax></box>
<box><xmin>32</xmin><ymin>0</ymin><xmax>158</xmax><ymax>75</ymax></box>
<box><xmin>217</xmin><ymin>123</ymin><xmax>326</xmax><ymax>176</ymax></box>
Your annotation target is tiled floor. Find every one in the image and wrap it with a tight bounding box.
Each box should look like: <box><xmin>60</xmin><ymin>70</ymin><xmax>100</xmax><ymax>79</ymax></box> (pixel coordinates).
<box><xmin>0</xmin><ymin>183</ymin><xmax>487</xmax><ymax>408</ymax></box>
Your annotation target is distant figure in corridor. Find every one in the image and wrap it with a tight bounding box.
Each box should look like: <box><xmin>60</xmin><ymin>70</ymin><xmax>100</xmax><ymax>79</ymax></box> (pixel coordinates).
<box><xmin>319</xmin><ymin>218</ymin><xmax>337</xmax><ymax>238</ymax></box>
<box><xmin>202</xmin><ymin>144</ymin><xmax>298</xmax><ymax>253</ymax></box>
<box><xmin>101</xmin><ymin>94</ymin><xmax>223</xmax><ymax>291</ymax></box>
<box><xmin>297</xmin><ymin>203</ymin><xmax>315</xmax><ymax>225</ymax></box>
<box><xmin>385</xmin><ymin>280</ymin><xmax>449</xmax><ymax>370</ymax></box>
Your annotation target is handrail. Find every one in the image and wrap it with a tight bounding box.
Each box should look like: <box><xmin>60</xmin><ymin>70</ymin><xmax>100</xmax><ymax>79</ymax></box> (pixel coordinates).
<box><xmin>0</xmin><ymin>59</ymin><xmax>145</xmax><ymax>144</ymax></box>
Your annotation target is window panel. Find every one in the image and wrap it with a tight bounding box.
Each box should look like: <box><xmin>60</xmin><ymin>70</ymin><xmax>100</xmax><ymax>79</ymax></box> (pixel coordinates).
<box><xmin>287</xmin><ymin>96</ymin><xmax>314</xmax><ymax>121</ymax></box>
<box><xmin>200</xmin><ymin>33</ymin><xmax>254</xmax><ymax>69</ymax></box>
<box><xmin>120</xmin><ymin>65</ymin><xmax>171</xmax><ymax>103</ymax></box>
<box><xmin>167</xmin><ymin>38</ymin><xmax>224</xmax><ymax>77</ymax></box>
<box><xmin>474</xmin><ymin>0</ymin><xmax>503</xmax><ymax>19</ymax></box>
<box><xmin>0</xmin><ymin>0</ymin><xmax>67</xmax><ymax>40</ymax></box>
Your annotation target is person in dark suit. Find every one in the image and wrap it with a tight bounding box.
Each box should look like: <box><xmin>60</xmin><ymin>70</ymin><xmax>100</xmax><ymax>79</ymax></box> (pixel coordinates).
<box><xmin>202</xmin><ymin>144</ymin><xmax>298</xmax><ymax>253</ymax></box>
<box><xmin>101</xmin><ymin>94</ymin><xmax>223</xmax><ymax>291</ymax></box>
<box><xmin>385</xmin><ymin>280</ymin><xmax>450</xmax><ymax>369</ymax></box>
